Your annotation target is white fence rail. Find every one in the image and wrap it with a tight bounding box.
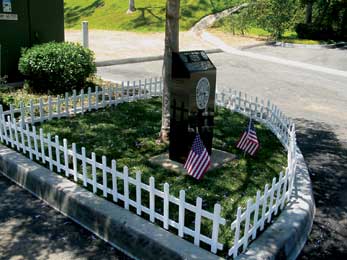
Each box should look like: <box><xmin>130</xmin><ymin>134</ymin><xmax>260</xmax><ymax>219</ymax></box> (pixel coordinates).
<box><xmin>0</xmin><ymin>77</ymin><xmax>297</xmax><ymax>258</ymax></box>
<box><xmin>2</xmin><ymin>77</ymin><xmax>163</xmax><ymax>125</ymax></box>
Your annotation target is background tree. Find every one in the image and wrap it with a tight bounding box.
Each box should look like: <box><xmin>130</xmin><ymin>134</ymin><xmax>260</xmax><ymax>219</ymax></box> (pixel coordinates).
<box><xmin>253</xmin><ymin>0</ymin><xmax>297</xmax><ymax>39</ymax></box>
<box><xmin>161</xmin><ymin>0</ymin><xmax>180</xmax><ymax>142</ymax></box>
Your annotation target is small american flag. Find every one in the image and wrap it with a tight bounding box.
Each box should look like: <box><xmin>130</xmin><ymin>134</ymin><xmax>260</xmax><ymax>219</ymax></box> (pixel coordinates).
<box><xmin>236</xmin><ymin>118</ymin><xmax>260</xmax><ymax>156</ymax></box>
<box><xmin>184</xmin><ymin>133</ymin><xmax>211</xmax><ymax>180</ymax></box>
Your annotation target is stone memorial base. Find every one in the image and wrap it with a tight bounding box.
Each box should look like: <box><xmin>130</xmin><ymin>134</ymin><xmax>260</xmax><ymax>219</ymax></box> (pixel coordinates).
<box><xmin>149</xmin><ymin>149</ymin><xmax>236</xmax><ymax>174</ymax></box>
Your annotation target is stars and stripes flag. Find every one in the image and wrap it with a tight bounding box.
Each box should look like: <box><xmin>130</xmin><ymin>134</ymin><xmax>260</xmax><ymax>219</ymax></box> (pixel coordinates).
<box><xmin>236</xmin><ymin>118</ymin><xmax>260</xmax><ymax>156</ymax></box>
<box><xmin>184</xmin><ymin>133</ymin><xmax>211</xmax><ymax>180</ymax></box>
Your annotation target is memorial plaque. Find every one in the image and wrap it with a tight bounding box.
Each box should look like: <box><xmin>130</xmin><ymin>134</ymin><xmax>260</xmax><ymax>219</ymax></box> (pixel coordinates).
<box><xmin>170</xmin><ymin>50</ymin><xmax>216</xmax><ymax>163</ymax></box>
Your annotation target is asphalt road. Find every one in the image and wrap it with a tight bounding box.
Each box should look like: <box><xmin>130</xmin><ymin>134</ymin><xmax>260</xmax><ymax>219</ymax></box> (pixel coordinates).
<box><xmin>0</xmin><ymin>175</ymin><xmax>132</xmax><ymax>260</ymax></box>
<box><xmin>247</xmin><ymin>45</ymin><xmax>347</xmax><ymax>71</ymax></box>
<box><xmin>98</xmin><ymin>46</ymin><xmax>347</xmax><ymax>258</ymax></box>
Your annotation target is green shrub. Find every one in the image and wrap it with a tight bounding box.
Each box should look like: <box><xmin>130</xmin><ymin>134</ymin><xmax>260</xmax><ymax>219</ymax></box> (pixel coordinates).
<box><xmin>18</xmin><ymin>42</ymin><xmax>96</xmax><ymax>94</ymax></box>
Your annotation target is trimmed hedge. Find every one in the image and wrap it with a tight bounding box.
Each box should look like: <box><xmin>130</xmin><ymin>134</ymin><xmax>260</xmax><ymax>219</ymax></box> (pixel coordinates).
<box><xmin>18</xmin><ymin>42</ymin><xmax>96</xmax><ymax>94</ymax></box>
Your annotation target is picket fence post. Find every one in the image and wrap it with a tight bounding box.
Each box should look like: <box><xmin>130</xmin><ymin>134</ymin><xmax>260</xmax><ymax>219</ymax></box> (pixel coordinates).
<box><xmin>19</xmin><ymin>120</ymin><xmax>26</xmax><ymax>154</ymax></box>
<box><xmin>48</xmin><ymin>96</ymin><xmax>53</xmax><ymax>120</ymax></box>
<box><xmin>47</xmin><ymin>133</ymin><xmax>53</xmax><ymax>171</ymax></box>
<box><xmin>55</xmin><ymin>135</ymin><xmax>61</xmax><ymax>173</ymax></box>
<box><xmin>39</xmin><ymin>128</ymin><xmax>45</xmax><ymax>163</ymax></box>
<box><xmin>81</xmin><ymin>147</ymin><xmax>87</xmax><ymax>186</ymax></box>
<box><xmin>163</xmin><ymin>183</ymin><xmax>169</xmax><ymax>230</ymax></box>
<box><xmin>229</xmin><ymin>207</ymin><xmax>242</xmax><ymax>257</ymax></box>
<box><xmin>26</xmin><ymin>123</ymin><xmax>33</xmax><ymax>160</ymax></box>
<box><xmin>211</xmin><ymin>203</ymin><xmax>222</xmax><ymax>253</ymax></box>
<box><xmin>252</xmin><ymin>190</ymin><xmax>261</xmax><ymax>239</ymax></box>
<box><xmin>136</xmin><ymin>171</ymin><xmax>142</xmax><ymax>215</ymax></box>
<box><xmin>194</xmin><ymin>197</ymin><xmax>202</xmax><ymax>246</ymax></box>
<box><xmin>94</xmin><ymin>86</ymin><xmax>99</xmax><ymax>110</ymax></box>
<box><xmin>12</xmin><ymin>118</ymin><xmax>20</xmax><ymax>151</ymax></box>
<box><xmin>275</xmin><ymin>172</ymin><xmax>284</xmax><ymax>215</ymax></box>
<box><xmin>30</xmin><ymin>100</ymin><xmax>35</xmax><ymax>123</ymax></box>
<box><xmin>63</xmin><ymin>138</ymin><xmax>69</xmax><ymax>177</ymax></box>
<box><xmin>243</xmin><ymin>200</ymin><xmax>252</xmax><ymax>252</ymax></box>
<box><xmin>57</xmin><ymin>95</ymin><xmax>61</xmax><ymax>118</ymax></box>
<box><xmin>92</xmin><ymin>152</ymin><xmax>97</xmax><ymax>193</ymax></box>
<box><xmin>178</xmin><ymin>190</ymin><xmax>185</xmax><ymax>237</ymax></box>
<box><xmin>123</xmin><ymin>166</ymin><xmax>129</xmax><ymax>210</ymax></box>
<box><xmin>72</xmin><ymin>143</ymin><xmax>78</xmax><ymax>182</ymax></box>
<box><xmin>33</xmin><ymin>125</ymin><xmax>39</xmax><ymax>160</ymax></box>
<box><xmin>81</xmin><ymin>89</ymin><xmax>85</xmax><ymax>114</ymax></box>
<box><xmin>112</xmin><ymin>159</ymin><xmax>118</xmax><ymax>202</ymax></box>
<box><xmin>149</xmin><ymin>176</ymin><xmax>155</xmax><ymax>222</ymax></box>
<box><xmin>267</xmin><ymin>178</ymin><xmax>277</xmax><ymax>222</ymax></box>
<box><xmin>102</xmin><ymin>155</ymin><xmax>108</xmax><ymax>197</ymax></box>
<box><xmin>88</xmin><ymin>87</ymin><xmax>92</xmax><ymax>111</ymax></box>
<box><xmin>65</xmin><ymin>93</ymin><xmax>69</xmax><ymax>117</ymax></box>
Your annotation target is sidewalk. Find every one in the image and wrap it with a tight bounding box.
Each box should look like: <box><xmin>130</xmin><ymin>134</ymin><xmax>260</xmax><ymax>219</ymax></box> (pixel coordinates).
<box><xmin>64</xmin><ymin>29</ymin><xmax>264</xmax><ymax>62</ymax></box>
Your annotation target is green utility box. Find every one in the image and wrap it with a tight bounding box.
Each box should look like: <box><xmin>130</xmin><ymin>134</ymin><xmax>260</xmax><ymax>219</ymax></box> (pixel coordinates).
<box><xmin>0</xmin><ymin>0</ymin><xmax>64</xmax><ymax>81</ymax></box>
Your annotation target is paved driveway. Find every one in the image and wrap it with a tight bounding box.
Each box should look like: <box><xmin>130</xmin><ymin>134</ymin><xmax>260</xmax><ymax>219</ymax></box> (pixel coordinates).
<box><xmin>98</xmin><ymin>47</ymin><xmax>347</xmax><ymax>258</ymax></box>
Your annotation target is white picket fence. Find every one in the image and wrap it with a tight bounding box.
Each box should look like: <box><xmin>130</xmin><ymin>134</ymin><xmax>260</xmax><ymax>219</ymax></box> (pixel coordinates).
<box><xmin>0</xmin><ymin>77</ymin><xmax>297</xmax><ymax>258</ymax></box>
<box><xmin>215</xmin><ymin>91</ymin><xmax>297</xmax><ymax>257</ymax></box>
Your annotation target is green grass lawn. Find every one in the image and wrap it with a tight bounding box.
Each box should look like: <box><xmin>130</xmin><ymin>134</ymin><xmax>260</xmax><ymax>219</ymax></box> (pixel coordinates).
<box><xmin>38</xmin><ymin>97</ymin><xmax>287</xmax><ymax>252</ymax></box>
<box><xmin>64</xmin><ymin>0</ymin><xmax>242</xmax><ymax>31</ymax></box>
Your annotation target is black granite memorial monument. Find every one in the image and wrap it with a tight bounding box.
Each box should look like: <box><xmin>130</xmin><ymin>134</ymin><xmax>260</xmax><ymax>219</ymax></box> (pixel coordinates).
<box><xmin>169</xmin><ymin>50</ymin><xmax>216</xmax><ymax>163</ymax></box>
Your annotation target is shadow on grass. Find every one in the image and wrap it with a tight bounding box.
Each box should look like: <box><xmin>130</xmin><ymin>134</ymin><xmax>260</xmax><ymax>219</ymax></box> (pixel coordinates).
<box><xmin>121</xmin><ymin>6</ymin><xmax>165</xmax><ymax>31</ymax></box>
<box><xmin>64</xmin><ymin>0</ymin><xmax>105</xmax><ymax>26</ymax></box>
<box><xmin>295</xmin><ymin>118</ymin><xmax>347</xmax><ymax>259</ymax></box>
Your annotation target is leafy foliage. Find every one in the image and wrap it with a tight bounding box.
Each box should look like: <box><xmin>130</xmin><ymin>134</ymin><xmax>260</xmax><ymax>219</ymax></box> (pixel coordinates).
<box><xmin>18</xmin><ymin>42</ymin><xmax>96</xmax><ymax>94</ymax></box>
<box><xmin>251</xmin><ymin>0</ymin><xmax>297</xmax><ymax>39</ymax></box>
<box><xmin>296</xmin><ymin>0</ymin><xmax>347</xmax><ymax>40</ymax></box>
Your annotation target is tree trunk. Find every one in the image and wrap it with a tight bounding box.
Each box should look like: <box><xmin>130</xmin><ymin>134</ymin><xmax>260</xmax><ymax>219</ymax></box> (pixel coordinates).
<box><xmin>161</xmin><ymin>0</ymin><xmax>180</xmax><ymax>142</ymax></box>
<box><xmin>127</xmin><ymin>0</ymin><xmax>136</xmax><ymax>13</ymax></box>
<box><xmin>305</xmin><ymin>1</ymin><xmax>313</xmax><ymax>24</ymax></box>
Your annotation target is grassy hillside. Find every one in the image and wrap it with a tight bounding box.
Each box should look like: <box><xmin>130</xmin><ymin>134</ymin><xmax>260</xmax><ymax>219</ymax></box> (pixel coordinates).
<box><xmin>64</xmin><ymin>0</ymin><xmax>241</xmax><ymax>32</ymax></box>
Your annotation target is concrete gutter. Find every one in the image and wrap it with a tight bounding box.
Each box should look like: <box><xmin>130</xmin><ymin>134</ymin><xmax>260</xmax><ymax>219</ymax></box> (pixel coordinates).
<box><xmin>95</xmin><ymin>48</ymin><xmax>223</xmax><ymax>67</ymax></box>
<box><xmin>236</xmin><ymin>148</ymin><xmax>315</xmax><ymax>260</ymax></box>
<box><xmin>0</xmin><ymin>144</ymin><xmax>221</xmax><ymax>260</ymax></box>
<box><xmin>0</xmin><ymin>143</ymin><xmax>314</xmax><ymax>260</ymax></box>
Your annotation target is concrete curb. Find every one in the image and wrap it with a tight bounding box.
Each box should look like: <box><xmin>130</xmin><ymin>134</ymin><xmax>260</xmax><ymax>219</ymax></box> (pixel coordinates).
<box><xmin>236</xmin><ymin>147</ymin><xmax>315</xmax><ymax>260</ymax></box>
<box><xmin>239</xmin><ymin>41</ymin><xmax>275</xmax><ymax>50</ymax></box>
<box><xmin>95</xmin><ymin>48</ymin><xmax>223</xmax><ymax>67</ymax></box>
<box><xmin>0</xmin><ymin>144</ymin><xmax>221</xmax><ymax>260</ymax></box>
<box><xmin>271</xmin><ymin>41</ymin><xmax>347</xmax><ymax>49</ymax></box>
<box><xmin>0</xmin><ymin>144</ymin><xmax>314</xmax><ymax>260</ymax></box>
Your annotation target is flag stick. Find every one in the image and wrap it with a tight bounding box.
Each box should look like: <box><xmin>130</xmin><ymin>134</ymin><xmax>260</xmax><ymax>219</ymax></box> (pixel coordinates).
<box><xmin>243</xmin><ymin>115</ymin><xmax>252</xmax><ymax>158</ymax></box>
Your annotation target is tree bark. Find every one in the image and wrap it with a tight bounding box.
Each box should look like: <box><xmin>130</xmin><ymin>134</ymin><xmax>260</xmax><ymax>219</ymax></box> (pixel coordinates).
<box><xmin>305</xmin><ymin>1</ymin><xmax>313</xmax><ymax>24</ymax></box>
<box><xmin>161</xmin><ymin>0</ymin><xmax>180</xmax><ymax>142</ymax></box>
<box><xmin>127</xmin><ymin>0</ymin><xmax>136</xmax><ymax>13</ymax></box>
